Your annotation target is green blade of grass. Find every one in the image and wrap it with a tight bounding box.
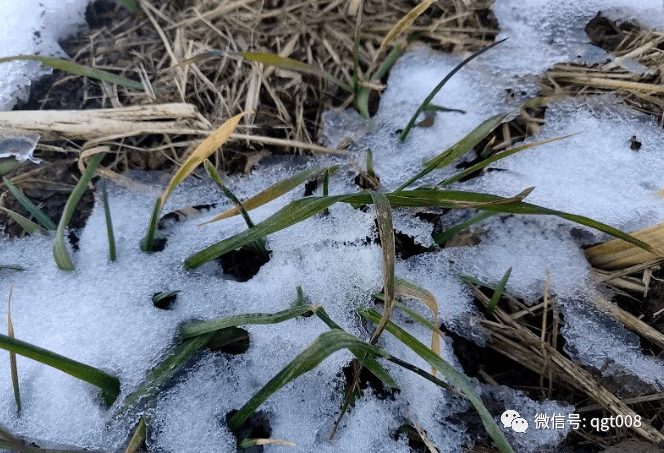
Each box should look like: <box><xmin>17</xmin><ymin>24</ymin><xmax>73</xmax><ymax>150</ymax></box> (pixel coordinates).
<box><xmin>396</xmin><ymin>113</ymin><xmax>507</xmax><ymax>192</ymax></box>
<box><xmin>433</xmin><ymin>210</ymin><xmax>497</xmax><ymax>246</ymax></box>
<box><xmin>53</xmin><ymin>152</ymin><xmax>106</xmax><ymax>270</ymax></box>
<box><xmin>236</xmin><ymin>52</ymin><xmax>353</xmax><ymax>93</ymax></box>
<box><xmin>185</xmin><ymin>195</ymin><xmax>346</xmax><ymax>269</ymax></box>
<box><xmin>0</xmin><ymin>265</ymin><xmax>24</xmax><ymax>271</ymax></box>
<box><xmin>399</xmin><ymin>39</ymin><xmax>506</xmax><ymax>142</ymax></box>
<box><xmin>101</xmin><ymin>180</ymin><xmax>116</xmax><ymax>261</ymax></box>
<box><xmin>369</xmin><ymin>192</ymin><xmax>395</xmax><ymax>344</ymax></box>
<box><xmin>140</xmin><ymin>198</ymin><xmax>162</xmax><ymax>252</ymax></box>
<box><xmin>0</xmin><ymin>55</ymin><xmax>143</xmax><ymax>90</ymax></box>
<box><xmin>366</xmin><ymin>149</ymin><xmax>376</xmax><ymax>177</ymax></box>
<box><xmin>203</xmin><ymin>160</ymin><xmax>269</xmax><ymax>260</ymax></box>
<box><xmin>313</xmin><ymin>304</ymin><xmax>399</xmax><ymax>390</ymax></box>
<box><xmin>438</xmin><ymin>133</ymin><xmax>578</xmax><ymax>188</ymax></box>
<box><xmin>179</xmin><ymin>306</ymin><xmax>315</xmax><ymax>339</ymax></box>
<box><xmin>0</xmin><ymin>159</ymin><xmax>19</xmax><ymax>176</ymax></box>
<box><xmin>227</xmin><ymin>329</ymin><xmax>387</xmax><ymax>432</ymax></box>
<box><xmin>186</xmin><ymin>187</ymin><xmax>655</xmax><ymax>270</ymax></box>
<box><xmin>359</xmin><ymin>308</ymin><xmax>514</xmax><ymax>453</ymax></box>
<box><xmin>201</xmin><ymin>166</ymin><xmax>339</xmax><ymax>225</ymax></box>
<box><xmin>3</xmin><ymin>177</ymin><xmax>57</xmax><ymax>230</ymax></box>
<box><xmin>0</xmin><ymin>333</ymin><xmax>120</xmax><ymax>407</ymax></box>
<box><xmin>0</xmin><ymin>206</ymin><xmax>46</xmax><ymax>235</ymax></box>
<box><xmin>487</xmin><ymin>267</ymin><xmax>511</xmax><ymax>316</ymax></box>
<box><xmin>117</xmin><ymin>0</ymin><xmax>139</xmax><ymax>12</ymax></box>
<box><xmin>7</xmin><ymin>285</ymin><xmax>20</xmax><ymax>414</ymax></box>
<box><xmin>116</xmin><ymin>332</ymin><xmax>214</xmax><ymax>417</ymax></box>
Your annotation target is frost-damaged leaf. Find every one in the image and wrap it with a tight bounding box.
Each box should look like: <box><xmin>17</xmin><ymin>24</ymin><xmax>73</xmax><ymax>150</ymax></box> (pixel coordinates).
<box><xmin>125</xmin><ymin>417</ymin><xmax>147</xmax><ymax>453</ymax></box>
<box><xmin>369</xmin><ymin>192</ymin><xmax>395</xmax><ymax>345</ymax></box>
<box><xmin>236</xmin><ymin>52</ymin><xmax>353</xmax><ymax>93</ymax></box>
<box><xmin>359</xmin><ymin>308</ymin><xmax>515</xmax><ymax>453</ymax></box>
<box><xmin>237</xmin><ymin>438</ymin><xmax>295</xmax><ymax>448</ymax></box>
<box><xmin>0</xmin><ymin>55</ymin><xmax>143</xmax><ymax>90</ymax></box>
<box><xmin>7</xmin><ymin>285</ymin><xmax>20</xmax><ymax>414</ymax></box>
<box><xmin>227</xmin><ymin>330</ymin><xmax>388</xmax><ymax>432</ymax></box>
<box><xmin>53</xmin><ymin>152</ymin><xmax>106</xmax><ymax>271</ymax></box>
<box><xmin>396</xmin><ymin>113</ymin><xmax>507</xmax><ymax>192</ymax></box>
<box><xmin>395</xmin><ymin>277</ymin><xmax>440</xmax><ymax>375</ymax></box>
<box><xmin>161</xmin><ymin>112</ymin><xmax>248</xmax><ymax>207</ymax></box>
<box><xmin>0</xmin><ymin>333</ymin><xmax>120</xmax><ymax>407</ymax></box>
<box><xmin>439</xmin><ymin>133</ymin><xmax>579</xmax><ymax>187</ymax></box>
<box><xmin>201</xmin><ymin>166</ymin><xmax>339</xmax><ymax>225</ymax></box>
<box><xmin>376</xmin><ymin>0</ymin><xmax>436</xmax><ymax>58</ymax></box>
<box><xmin>399</xmin><ymin>39</ymin><xmax>506</xmax><ymax>142</ymax></box>
<box><xmin>0</xmin><ymin>206</ymin><xmax>46</xmax><ymax>235</ymax></box>
<box><xmin>3</xmin><ymin>177</ymin><xmax>56</xmax><ymax>230</ymax></box>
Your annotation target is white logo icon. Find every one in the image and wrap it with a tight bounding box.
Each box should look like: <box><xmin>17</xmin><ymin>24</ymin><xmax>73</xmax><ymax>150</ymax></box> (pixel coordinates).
<box><xmin>501</xmin><ymin>410</ymin><xmax>529</xmax><ymax>433</ymax></box>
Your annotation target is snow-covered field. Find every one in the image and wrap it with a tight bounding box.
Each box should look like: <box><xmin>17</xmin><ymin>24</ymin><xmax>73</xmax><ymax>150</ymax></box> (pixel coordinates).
<box><xmin>2</xmin><ymin>0</ymin><xmax>664</xmax><ymax>452</ymax></box>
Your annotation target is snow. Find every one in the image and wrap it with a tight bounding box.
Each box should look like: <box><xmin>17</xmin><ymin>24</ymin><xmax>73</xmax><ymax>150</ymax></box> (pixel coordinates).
<box><xmin>0</xmin><ymin>0</ymin><xmax>91</xmax><ymax>110</ymax></box>
<box><xmin>3</xmin><ymin>0</ymin><xmax>664</xmax><ymax>452</ymax></box>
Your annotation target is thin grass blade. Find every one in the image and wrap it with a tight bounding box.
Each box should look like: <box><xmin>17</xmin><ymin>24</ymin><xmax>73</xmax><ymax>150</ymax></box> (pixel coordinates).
<box><xmin>439</xmin><ymin>133</ymin><xmax>578</xmax><ymax>187</ymax></box>
<box><xmin>53</xmin><ymin>152</ymin><xmax>106</xmax><ymax>270</ymax></box>
<box><xmin>161</xmin><ymin>112</ymin><xmax>247</xmax><ymax>207</ymax></box>
<box><xmin>0</xmin><ymin>333</ymin><xmax>120</xmax><ymax>406</ymax></box>
<box><xmin>117</xmin><ymin>0</ymin><xmax>139</xmax><ymax>12</ymax></box>
<box><xmin>141</xmin><ymin>198</ymin><xmax>162</xmax><ymax>252</ymax></box>
<box><xmin>101</xmin><ymin>180</ymin><xmax>116</xmax><ymax>261</ymax></box>
<box><xmin>376</xmin><ymin>0</ymin><xmax>436</xmax><ymax>58</ymax></box>
<box><xmin>487</xmin><ymin>268</ymin><xmax>511</xmax><ymax>316</ymax></box>
<box><xmin>433</xmin><ymin>210</ymin><xmax>497</xmax><ymax>245</ymax></box>
<box><xmin>0</xmin><ymin>425</ymin><xmax>41</xmax><ymax>453</ymax></box>
<box><xmin>0</xmin><ymin>207</ymin><xmax>46</xmax><ymax>235</ymax></box>
<box><xmin>396</xmin><ymin>113</ymin><xmax>506</xmax><ymax>191</ymax></box>
<box><xmin>179</xmin><ymin>306</ymin><xmax>315</xmax><ymax>339</ymax></box>
<box><xmin>185</xmin><ymin>195</ymin><xmax>345</xmax><ymax>269</ymax></box>
<box><xmin>3</xmin><ymin>177</ymin><xmax>56</xmax><ymax>230</ymax></box>
<box><xmin>201</xmin><ymin>166</ymin><xmax>338</xmax><ymax>225</ymax></box>
<box><xmin>359</xmin><ymin>308</ymin><xmax>514</xmax><ymax>453</ymax></box>
<box><xmin>7</xmin><ymin>285</ymin><xmax>20</xmax><ymax>414</ymax></box>
<box><xmin>0</xmin><ymin>55</ymin><xmax>143</xmax><ymax>90</ymax></box>
<box><xmin>236</xmin><ymin>52</ymin><xmax>352</xmax><ymax>93</ymax></box>
<box><xmin>369</xmin><ymin>192</ymin><xmax>395</xmax><ymax>344</ymax></box>
<box><xmin>313</xmin><ymin>306</ymin><xmax>398</xmax><ymax>389</ymax></box>
<box><xmin>203</xmin><ymin>160</ymin><xmax>269</xmax><ymax>260</ymax></box>
<box><xmin>0</xmin><ymin>265</ymin><xmax>23</xmax><ymax>271</ymax></box>
<box><xmin>399</xmin><ymin>39</ymin><xmax>506</xmax><ymax>142</ymax></box>
<box><xmin>227</xmin><ymin>330</ymin><xmax>387</xmax><ymax>432</ymax></box>
<box><xmin>124</xmin><ymin>417</ymin><xmax>147</xmax><ymax>453</ymax></box>
<box><xmin>116</xmin><ymin>332</ymin><xmax>214</xmax><ymax>417</ymax></box>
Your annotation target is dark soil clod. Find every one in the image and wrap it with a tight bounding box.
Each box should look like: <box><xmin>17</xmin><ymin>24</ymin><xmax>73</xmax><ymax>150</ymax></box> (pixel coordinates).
<box><xmin>218</xmin><ymin>244</ymin><xmax>271</xmax><ymax>282</ymax></box>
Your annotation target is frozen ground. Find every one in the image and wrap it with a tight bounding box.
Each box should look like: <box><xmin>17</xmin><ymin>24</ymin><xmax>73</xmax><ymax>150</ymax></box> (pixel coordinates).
<box><xmin>2</xmin><ymin>0</ymin><xmax>664</xmax><ymax>452</ymax></box>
